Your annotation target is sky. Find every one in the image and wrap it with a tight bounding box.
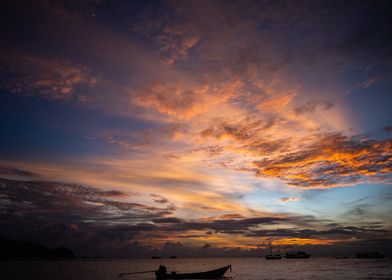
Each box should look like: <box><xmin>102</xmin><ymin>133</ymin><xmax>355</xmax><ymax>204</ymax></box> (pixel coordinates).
<box><xmin>0</xmin><ymin>0</ymin><xmax>391</xmax><ymax>257</ymax></box>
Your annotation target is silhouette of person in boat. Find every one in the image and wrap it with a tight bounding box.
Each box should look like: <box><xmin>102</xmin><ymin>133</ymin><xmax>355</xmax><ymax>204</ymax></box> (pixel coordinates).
<box><xmin>156</xmin><ymin>265</ymin><xmax>167</xmax><ymax>278</ymax></box>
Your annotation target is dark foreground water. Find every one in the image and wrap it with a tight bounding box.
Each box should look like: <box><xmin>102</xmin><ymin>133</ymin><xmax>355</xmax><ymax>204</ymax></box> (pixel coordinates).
<box><xmin>1</xmin><ymin>257</ymin><xmax>392</xmax><ymax>280</ymax></box>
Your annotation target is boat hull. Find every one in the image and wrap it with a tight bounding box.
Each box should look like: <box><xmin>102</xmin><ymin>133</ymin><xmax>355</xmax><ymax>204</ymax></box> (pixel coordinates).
<box><xmin>265</xmin><ymin>255</ymin><xmax>282</xmax><ymax>260</ymax></box>
<box><xmin>356</xmin><ymin>253</ymin><xmax>385</xmax><ymax>259</ymax></box>
<box><xmin>285</xmin><ymin>255</ymin><xmax>310</xmax><ymax>259</ymax></box>
<box><xmin>156</xmin><ymin>265</ymin><xmax>230</xmax><ymax>279</ymax></box>
<box><xmin>285</xmin><ymin>252</ymin><xmax>311</xmax><ymax>259</ymax></box>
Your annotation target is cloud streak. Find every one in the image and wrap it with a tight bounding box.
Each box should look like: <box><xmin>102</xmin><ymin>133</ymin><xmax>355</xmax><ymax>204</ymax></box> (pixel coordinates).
<box><xmin>1</xmin><ymin>173</ymin><xmax>390</xmax><ymax>256</ymax></box>
<box><xmin>0</xmin><ymin>52</ymin><xmax>96</xmax><ymax>99</ymax></box>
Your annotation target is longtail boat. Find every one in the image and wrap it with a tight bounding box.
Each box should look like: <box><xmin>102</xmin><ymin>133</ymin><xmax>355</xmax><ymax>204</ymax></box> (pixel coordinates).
<box><xmin>155</xmin><ymin>265</ymin><xmax>231</xmax><ymax>279</ymax></box>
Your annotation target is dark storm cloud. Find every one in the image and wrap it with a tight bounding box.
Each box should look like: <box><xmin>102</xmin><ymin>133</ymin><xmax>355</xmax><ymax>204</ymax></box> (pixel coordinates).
<box><xmin>0</xmin><ymin>174</ymin><xmax>179</xmax><ymax>255</ymax></box>
<box><xmin>0</xmin><ymin>177</ymin><xmax>174</xmax><ymax>225</ymax></box>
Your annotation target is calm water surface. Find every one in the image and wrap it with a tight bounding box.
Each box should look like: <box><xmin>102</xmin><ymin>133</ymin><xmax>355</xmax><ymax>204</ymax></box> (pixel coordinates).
<box><xmin>1</xmin><ymin>257</ymin><xmax>392</xmax><ymax>280</ymax></box>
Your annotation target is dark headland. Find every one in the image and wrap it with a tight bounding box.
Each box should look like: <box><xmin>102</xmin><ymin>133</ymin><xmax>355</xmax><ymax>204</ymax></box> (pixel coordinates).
<box><xmin>0</xmin><ymin>236</ymin><xmax>74</xmax><ymax>260</ymax></box>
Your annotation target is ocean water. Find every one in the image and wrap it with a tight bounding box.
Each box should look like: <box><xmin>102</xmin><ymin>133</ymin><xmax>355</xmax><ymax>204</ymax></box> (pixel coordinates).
<box><xmin>1</xmin><ymin>257</ymin><xmax>392</xmax><ymax>280</ymax></box>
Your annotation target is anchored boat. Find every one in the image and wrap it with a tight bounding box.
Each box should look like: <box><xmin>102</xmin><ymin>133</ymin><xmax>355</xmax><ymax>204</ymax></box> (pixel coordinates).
<box><xmin>285</xmin><ymin>251</ymin><xmax>311</xmax><ymax>259</ymax></box>
<box><xmin>155</xmin><ymin>265</ymin><xmax>231</xmax><ymax>279</ymax></box>
<box><xmin>356</xmin><ymin>252</ymin><xmax>385</xmax><ymax>258</ymax></box>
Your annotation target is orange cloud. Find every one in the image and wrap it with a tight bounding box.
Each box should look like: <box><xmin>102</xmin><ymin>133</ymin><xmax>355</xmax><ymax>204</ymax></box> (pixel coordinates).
<box><xmin>133</xmin><ymin>80</ymin><xmax>242</xmax><ymax>119</ymax></box>
<box><xmin>275</xmin><ymin>237</ymin><xmax>337</xmax><ymax>246</ymax></box>
<box><xmin>254</xmin><ymin>134</ymin><xmax>392</xmax><ymax>188</ymax></box>
<box><xmin>0</xmin><ymin>52</ymin><xmax>96</xmax><ymax>99</ymax></box>
<box><xmin>258</xmin><ymin>93</ymin><xmax>296</xmax><ymax>112</ymax></box>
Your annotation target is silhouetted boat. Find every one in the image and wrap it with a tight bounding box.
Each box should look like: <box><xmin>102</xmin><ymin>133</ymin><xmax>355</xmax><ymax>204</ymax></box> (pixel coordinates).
<box><xmin>151</xmin><ymin>256</ymin><xmax>162</xmax><ymax>259</ymax></box>
<box><xmin>285</xmin><ymin>251</ymin><xmax>311</xmax><ymax>259</ymax></box>
<box><xmin>356</xmin><ymin>252</ymin><xmax>385</xmax><ymax>258</ymax></box>
<box><xmin>334</xmin><ymin>256</ymin><xmax>349</xmax><ymax>259</ymax></box>
<box><xmin>169</xmin><ymin>256</ymin><xmax>177</xmax><ymax>258</ymax></box>
<box><xmin>265</xmin><ymin>239</ymin><xmax>281</xmax><ymax>260</ymax></box>
<box><xmin>155</xmin><ymin>265</ymin><xmax>231</xmax><ymax>279</ymax></box>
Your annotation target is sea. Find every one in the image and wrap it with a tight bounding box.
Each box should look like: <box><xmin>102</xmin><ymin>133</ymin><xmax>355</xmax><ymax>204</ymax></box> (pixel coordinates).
<box><xmin>1</xmin><ymin>257</ymin><xmax>392</xmax><ymax>280</ymax></box>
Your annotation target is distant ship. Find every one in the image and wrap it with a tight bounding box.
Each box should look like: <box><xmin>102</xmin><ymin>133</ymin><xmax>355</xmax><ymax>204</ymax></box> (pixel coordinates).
<box><xmin>151</xmin><ymin>256</ymin><xmax>162</xmax><ymax>259</ymax></box>
<box><xmin>285</xmin><ymin>251</ymin><xmax>311</xmax><ymax>259</ymax></box>
<box><xmin>334</xmin><ymin>256</ymin><xmax>349</xmax><ymax>259</ymax></box>
<box><xmin>265</xmin><ymin>239</ymin><xmax>282</xmax><ymax>260</ymax></box>
<box><xmin>356</xmin><ymin>252</ymin><xmax>385</xmax><ymax>259</ymax></box>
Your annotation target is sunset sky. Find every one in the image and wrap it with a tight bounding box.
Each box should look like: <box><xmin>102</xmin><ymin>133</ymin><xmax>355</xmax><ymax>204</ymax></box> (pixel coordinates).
<box><xmin>1</xmin><ymin>0</ymin><xmax>391</xmax><ymax>257</ymax></box>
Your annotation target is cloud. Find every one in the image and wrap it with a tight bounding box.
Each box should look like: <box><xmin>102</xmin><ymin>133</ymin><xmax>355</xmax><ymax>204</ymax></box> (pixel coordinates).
<box><xmin>132</xmin><ymin>79</ymin><xmax>241</xmax><ymax>119</ymax></box>
<box><xmin>199</xmin><ymin>115</ymin><xmax>391</xmax><ymax>189</ymax></box>
<box><xmin>133</xmin><ymin>83</ymin><xmax>205</xmax><ymax>117</ymax></box>
<box><xmin>1</xmin><ymin>172</ymin><xmax>391</xmax><ymax>257</ymax></box>
<box><xmin>254</xmin><ymin>133</ymin><xmax>392</xmax><ymax>188</ymax></box>
<box><xmin>152</xmin><ymin>217</ymin><xmax>184</xmax><ymax>224</ymax></box>
<box><xmin>0</xmin><ymin>177</ymin><xmax>174</xmax><ymax>225</ymax></box>
<box><xmin>279</xmin><ymin>197</ymin><xmax>299</xmax><ymax>204</ymax></box>
<box><xmin>246</xmin><ymin>225</ymin><xmax>387</xmax><ymax>238</ymax></box>
<box><xmin>0</xmin><ymin>166</ymin><xmax>40</xmax><ymax>180</ymax></box>
<box><xmin>0</xmin><ymin>53</ymin><xmax>97</xmax><ymax>99</ymax></box>
<box><xmin>385</xmin><ymin>126</ymin><xmax>392</xmax><ymax>133</ymax></box>
<box><xmin>150</xmin><ymin>194</ymin><xmax>170</xmax><ymax>204</ymax></box>
<box><xmin>131</xmin><ymin>5</ymin><xmax>200</xmax><ymax>64</ymax></box>
<box><xmin>258</xmin><ymin>94</ymin><xmax>296</xmax><ymax>113</ymax></box>
<box><xmin>294</xmin><ymin>99</ymin><xmax>335</xmax><ymax>115</ymax></box>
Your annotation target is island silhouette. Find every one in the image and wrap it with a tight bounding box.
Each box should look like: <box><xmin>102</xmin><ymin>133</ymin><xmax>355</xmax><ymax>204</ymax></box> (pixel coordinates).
<box><xmin>0</xmin><ymin>236</ymin><xmax>74</xmax><ymax>260</ymax></box>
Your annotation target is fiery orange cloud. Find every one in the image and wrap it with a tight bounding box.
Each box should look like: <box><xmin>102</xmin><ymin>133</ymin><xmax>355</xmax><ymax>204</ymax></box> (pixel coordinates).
<box><xmin>258</xmin><ymin>93</ymin><xmax>296</xmax><ymax>112</ymax></box>
<box><xmin>275</xmin><ymin>238</ymin><xmax>338</xmax><ymax>246</ymax></box>
<box><xmin>254</xmin><ymin>134</ymin><xmax>392</xmax><ymax>188</ymax></box>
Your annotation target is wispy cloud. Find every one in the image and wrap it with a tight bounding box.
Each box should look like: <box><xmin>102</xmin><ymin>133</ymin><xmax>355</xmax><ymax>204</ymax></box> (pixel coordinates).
<box><xmin>0</xmin><ymin>52</ymin><xmax>96</xmax><ymax>99</ymax></box>
<box><xmin>280</xmin><ymin>197</ymin><xmax>300</xmax><ymax>204</ymax></box>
